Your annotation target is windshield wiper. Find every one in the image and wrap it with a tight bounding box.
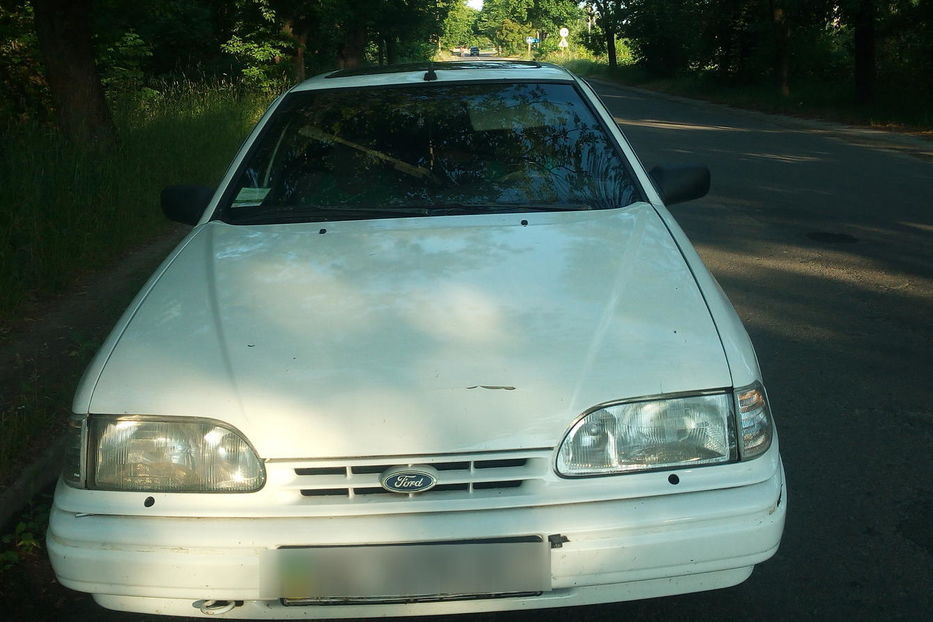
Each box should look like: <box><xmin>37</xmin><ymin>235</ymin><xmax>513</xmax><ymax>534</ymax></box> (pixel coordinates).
<box><xmin>222</xmin><ymin>202</ymin><xmax>595</xmax><ymax>225</ymax></box>
<box><xmin>222</xmin><ymin>204</ymin><xmax>432</xmax><ymax>225</ymax></box>
<box><xmin>412</xmin><ymin>202</ymin><xmax>593</xmax><ymax>215</ymax></box>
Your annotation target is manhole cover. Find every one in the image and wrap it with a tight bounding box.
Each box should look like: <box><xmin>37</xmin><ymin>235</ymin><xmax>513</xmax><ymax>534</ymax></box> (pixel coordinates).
<box><xmin>806</xmin><ymin>231</ymin><xmax>858</xmax><ymax>243</ymax></box>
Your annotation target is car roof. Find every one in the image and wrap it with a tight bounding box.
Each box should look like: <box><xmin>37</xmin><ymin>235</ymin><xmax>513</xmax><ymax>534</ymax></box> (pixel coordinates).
<box><xmin>292</xmin><ymin>61</ymin><xmax>576</xmax><ymax>92</ymax></box>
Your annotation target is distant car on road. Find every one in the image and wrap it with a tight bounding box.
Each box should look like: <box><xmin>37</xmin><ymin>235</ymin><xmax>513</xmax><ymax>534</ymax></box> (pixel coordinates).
<box><xmin>469</xmin><ymin>46</ymin><xmax>480</xmax><ymax>56</ymax></box>
<box><xmin>47</xmin><ymin>61</ymin><xmax>785</xmax><ymax>619</ymax></box>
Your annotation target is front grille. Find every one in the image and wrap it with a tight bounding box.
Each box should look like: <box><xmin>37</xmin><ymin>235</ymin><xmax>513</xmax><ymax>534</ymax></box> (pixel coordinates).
<box><xmin>279</xmin><ymin>452</ymin><xmax>547</xmax><ymax>503</ymax></box>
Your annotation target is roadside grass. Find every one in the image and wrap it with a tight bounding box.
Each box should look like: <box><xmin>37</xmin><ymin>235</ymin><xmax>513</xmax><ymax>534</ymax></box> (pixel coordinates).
<box><xmin>0</xmin><ymin>490</ymin><xmax>49</xmax><ymax>573</ymax></box>
<box><xmin>0</xmin><ymin>488</ymin><xmax>55</xmax><ymax>607</ymax></box>
<box><xmin>0</xmin><ymin>81</ymin><xmax>271</xmax><ymax>317</ymax></box>
<box><xmin>558</xmin><ymin>58</ymin><xmax>933</xmax><ymax>131</ymax></box>
<box><xmin>0</xmin><ymin>82</ymin><xmax>273</xmax><ymax>485</ymax></box>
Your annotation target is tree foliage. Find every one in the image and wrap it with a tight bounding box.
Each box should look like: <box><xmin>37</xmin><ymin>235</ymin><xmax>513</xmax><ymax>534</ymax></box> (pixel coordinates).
<box><xmin>0</xmin><ymin>0</ymin><xmax>458</xmax><ymax>132</ymax></box>
<box><xmin>440</xmin><ymin>0</ymin><xmax>478</xmax><ymax>48</ymax></box>
<box><xmin>478</xmin><ymin>0</ymin><xmax>582</xmax><ymax>55</ymax></box>
<box><xmin>576</xmin><ymin>0</ymin><xmax>933</xmax><ymax>104</ymax></box>
<box><xmin>2</xmin><ymin>0</ymin><xmax>932</xmax><ymax>136</ymax></box>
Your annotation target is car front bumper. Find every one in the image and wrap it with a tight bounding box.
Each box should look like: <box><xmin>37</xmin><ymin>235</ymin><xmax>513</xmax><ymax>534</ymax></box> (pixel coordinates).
<box><xmin>47</xmin><ymin>460</ymin><xmax>785</xmax><ymax>618</ymax></box>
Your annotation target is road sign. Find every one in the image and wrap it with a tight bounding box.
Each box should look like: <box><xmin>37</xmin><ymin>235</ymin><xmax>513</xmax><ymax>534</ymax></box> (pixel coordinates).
<box><xmin>558</xmin><ymin>26</ymin><xmax>569</xmax><ymax>51</ymax></box>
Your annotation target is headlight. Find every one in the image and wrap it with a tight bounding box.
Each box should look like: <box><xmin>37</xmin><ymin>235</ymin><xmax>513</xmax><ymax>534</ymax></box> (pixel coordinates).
<box><xmin>556</xmin><ymin>392</ymin><xmax>736</xmax><ymax>476</ymax></box>
<box><xmin>64</xmin><ymin>416</ymin><xmax>265</xmax><ymax>492</ymax></box>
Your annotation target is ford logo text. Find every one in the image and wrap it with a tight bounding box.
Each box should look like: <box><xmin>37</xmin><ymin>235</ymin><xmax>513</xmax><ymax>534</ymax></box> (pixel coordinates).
<box><xmin>380</xmin><ymin>466</ymin><xmax>439</xmax><ymax>494</ymax></box>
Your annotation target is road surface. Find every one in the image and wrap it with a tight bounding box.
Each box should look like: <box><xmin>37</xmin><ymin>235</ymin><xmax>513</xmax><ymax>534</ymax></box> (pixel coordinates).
<box><xmin>586</xmin><ymin>79</ymin><xmax>933</xmax><ymax>621</ymax></box>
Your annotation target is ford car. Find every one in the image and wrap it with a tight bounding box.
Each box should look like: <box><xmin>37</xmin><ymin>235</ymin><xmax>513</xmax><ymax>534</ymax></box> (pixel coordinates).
<box><xmin>47</xmin><ymin>61</ymin><xmax>785</xmax><ymax>618</ymax></box>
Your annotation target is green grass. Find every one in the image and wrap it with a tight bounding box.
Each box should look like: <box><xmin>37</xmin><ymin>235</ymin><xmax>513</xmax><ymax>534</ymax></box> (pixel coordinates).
<box><xmin>0</xmin><ymin>491</ymin><xmax>48</xmax><ymax>571</ymax></box>
<box><xmin>0</xmin><ymin>82</ymin><xmax>273</xmax><ymax>484</ymax></box>
<box><xmin>0</xmin><ymin>81</ymin><xmax>272</xmax><ymax>318</ymax></box>
<box><xmin>556</xmin><ymin>58</ymin><xmax>933</xmax><ymax>131</ymax></box>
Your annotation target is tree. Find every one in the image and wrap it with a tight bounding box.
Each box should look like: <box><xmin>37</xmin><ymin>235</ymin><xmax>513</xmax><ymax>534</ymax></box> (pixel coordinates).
<box><xmin>0</xmin><ymin>0</ymin><xmax>49</xmax><ymax>122</ymax></box>
<box><xmin>619</xmin><ymin>0</ymin><xmax>703</xmax><ymax>76</ymax></box>
<box><xmin>768</xmin><ymin>0</ymin><xmax>790</xmax><ymax>96</ymax></box>
<box><xmin>848</xmin><ymin>0</ymin><xmax>877</xmax><ymax>103</ymax></box>
<box><xmin>31</xmin><ymin>0</ymin><xmax>113</xmax><ymax>141</ymax></box>
<box><xmin>440</xmin><ymin>0</ymin><xmax>478</xmax><ymax>49</ymax></box>
<box><xmin>222</xmin><ymin>0</ymin><xmax>317</xmax><ymax>86</ymax></box>
<box><xmin>367</xmin><ymin>0</ymin><xmax>452</xmax><ymax>66</ymax></box>
<box><xmin>92</xmin><ymin>0</ymin><xmax>232</xmax><ymax>80</ymax></box>
<box><xmin>222</xmin><ymin>0</ymin><xmax>453</xmax><ymax>80</ymax></box>
<box><xmin>479</xmin><ymin>0</ymin><xmax>580</xmax><ymax>54</ymax></box>
<box><xmin>765</xmin><ymin>1</ymin><xmax>835</xmax><ymax>97</ymax></box>
<box><xmin>269</xmin><ymin>0</ymin><xmax>318</xmax><ymax>81</ymax></box>
<box><xmin>585</xmin><ymin>1</ymin><xmax>624</xmax><ymax>69</ymax></box>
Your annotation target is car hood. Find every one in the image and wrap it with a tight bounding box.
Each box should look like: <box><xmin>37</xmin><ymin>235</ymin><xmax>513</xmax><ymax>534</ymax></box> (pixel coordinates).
<box><xmin>85</xmin><ymin>204</ymin><xmax>731</xmax><ymax>459</ymax></box>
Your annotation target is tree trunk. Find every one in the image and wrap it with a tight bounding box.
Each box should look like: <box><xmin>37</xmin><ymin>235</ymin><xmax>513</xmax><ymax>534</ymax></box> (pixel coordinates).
<box><xmin>718</xmin><ymin>12</ymin><xmax>736</xmax><ymax>80</ymax></box>
<box><xmin>294</xmin><ymin>33</ymin><xmax>306</xmax><ymax>82</ymax></box>
<box><xmin>853</xmin><ymin>0</ymin><xmax>876</xmax><ymax>103</ymax></box>
<box><xmin>281</xmin><ymin>20</ymin><xmax>309</xmax><ymax>83</ymax></box>
<box><xmin>337</xmin><ymin>25</ymin><xmax>367</xmax><ymax>69</ymax></box>
<box><xmin>770</xmin><ymin>2</ymin><xmax>790</xmax><ymax>97</ymax></box>
<box><xmin>605</xmin><ymin>28</ymin><xmax>617</xmax><ymax>69</ymax></box>
<box><xmin>595</xmin><ymin>0</ymin><xmax>618</xmax><ymax>70</ymax></box>
<box><xmin>32</xmin><ymin>0</ymin><xmax>113</xmax><ymax>143</ymax></box>
<box><xmin>386</xmin><ymin>36</ymin><xmax>399</xmax><ymax>65</ymax></box>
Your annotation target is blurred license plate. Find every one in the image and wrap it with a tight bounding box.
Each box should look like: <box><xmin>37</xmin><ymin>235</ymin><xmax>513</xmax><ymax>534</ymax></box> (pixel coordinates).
<box><xmin>260</xmin><ymin>536</ymin><xmax>550</xmax><ymax>600</ymax></box>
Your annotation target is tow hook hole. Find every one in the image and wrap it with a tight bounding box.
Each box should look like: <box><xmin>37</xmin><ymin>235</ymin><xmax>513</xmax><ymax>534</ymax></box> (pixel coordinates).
<box><xmin>144</xmin><ymin>496</ymin><xmax>155</xmax><ymax>507</ymax></box>
<box><xmin>197</xmin><ymin>599</ymin><xmax>237</xmax><ymax>615</ymax></box>
<box><xmin>668</xmin><ymin>474</ymin><xmax>680</xmax><ymax>485</ymax></box>
<box><xmin>520</xmin><ymin>219</ymin><xmax>528</xmax><ymax>226</ymax></box>
<box><xmin>319</xmin><ymin>228</ymin><xmax>327</xmax><ymax>235</ymax></box>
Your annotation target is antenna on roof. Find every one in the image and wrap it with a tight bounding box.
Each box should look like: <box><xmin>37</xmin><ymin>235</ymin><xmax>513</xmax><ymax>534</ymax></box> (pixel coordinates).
<box><xmin>424</xmin><ymin>63</ymin><xmax>438</xmax><ymax>81</ymax></box>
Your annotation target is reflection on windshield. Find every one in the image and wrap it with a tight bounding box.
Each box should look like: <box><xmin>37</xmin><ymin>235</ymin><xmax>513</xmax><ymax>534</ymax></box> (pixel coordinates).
<box><xmin>223</xmin><ymin>83</ymin><xmax>640</xmax><ymax>224</ymax></box>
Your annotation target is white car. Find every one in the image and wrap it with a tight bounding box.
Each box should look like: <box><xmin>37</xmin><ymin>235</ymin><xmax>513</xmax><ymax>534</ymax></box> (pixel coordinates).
<box><xmin>48</xmin><ymin>61</ymin><xmax>785</xmax><ymax>618</ymax></box>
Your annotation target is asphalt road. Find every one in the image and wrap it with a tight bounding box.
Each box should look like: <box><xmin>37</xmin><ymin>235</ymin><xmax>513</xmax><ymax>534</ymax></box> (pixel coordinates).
<box><xmin>10</xmin><ymin>80</ymin><xmax>933</xmax><ymax>621</ymax></box>
<box><xmin>587</xmin><ymin>80</ymin><xmax>933</xmax><ymax>621</ymax></box>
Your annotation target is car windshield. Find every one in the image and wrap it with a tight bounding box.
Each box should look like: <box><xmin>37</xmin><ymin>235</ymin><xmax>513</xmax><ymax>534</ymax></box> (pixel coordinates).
<box><xmin>219</xmin><ymin>82</ymin><xmax>641</xmax><ymax>225</ymax></box>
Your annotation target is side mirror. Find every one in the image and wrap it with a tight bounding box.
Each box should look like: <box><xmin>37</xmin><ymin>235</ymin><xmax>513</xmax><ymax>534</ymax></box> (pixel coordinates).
<box><xmin>161</xmin><ymin>185</ymin><xmax>215</xmax><ymax>225</ymax></box>
<box><xmin>648</xmin><ymin>165</ymin><xmax>710</xmax><ymax>205</ymax></box>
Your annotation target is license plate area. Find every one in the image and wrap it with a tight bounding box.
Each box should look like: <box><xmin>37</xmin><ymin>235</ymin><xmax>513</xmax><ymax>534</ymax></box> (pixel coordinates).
<box><xmin>260</xmin><ymin>536</ymin><xmax>551</xmax><ymax>601</ymax></box>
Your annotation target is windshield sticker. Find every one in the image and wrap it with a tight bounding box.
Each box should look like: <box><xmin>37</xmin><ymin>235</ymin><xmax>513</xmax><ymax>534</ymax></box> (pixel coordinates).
<box><xmin>233</xmin><ymin>187</ymin><xmax>271</xmax><ymax>207</ymax></box>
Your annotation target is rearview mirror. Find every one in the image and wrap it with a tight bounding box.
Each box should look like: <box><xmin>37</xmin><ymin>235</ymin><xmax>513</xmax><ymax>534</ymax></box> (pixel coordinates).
<box><xmin>648</xmin><ymin>165</ymin><xmax>710</xmax><ymax>205</ymax></box>
<box><xmin>161</xmin><ymin>185</ymin><xmax>215</xmax><ymax>225</ymax></box>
